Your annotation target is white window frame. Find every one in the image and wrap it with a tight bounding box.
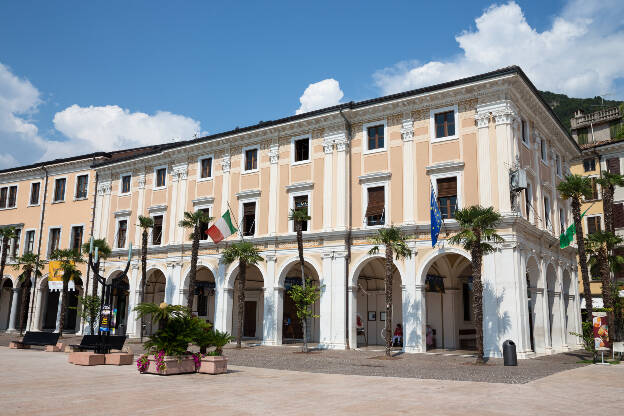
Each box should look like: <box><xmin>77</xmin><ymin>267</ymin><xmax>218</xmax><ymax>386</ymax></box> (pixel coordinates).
<box><xmin>114</xmin><ymin>217</ymin><xmax>130</xmax><ymax>249</ymax></box>
<box><xmin>119</xmin><ymin>173</ymin><xmax>132</xmax><ymax>196</ymax></box>
<box><xmin>197</xmin><ymin>155</ymin><xmax>214</xmax><ymax>181</ymax></box>
<box><xmin>149</xmin><ymin>212</ymin><xmax>166</xmax><ymax>247</ymax></box>
<box><xmin>8</xmin><ymin>227</ymin><xmax>22</xmax><ymax>260</ymax></box>
<box><xmin>289</xmin><ymin>190</ymin><xmax>311</xmax><ymax>233</ymax></box>
<box><xmin>47</xmin><ymin>227</ymin><xmax>62</xmax><ymax>258</ymax></box>
<box><xmin>291</xmin><ymin>134</ymin><xmax>311</xmax><ymax>165</ymax></box>
<box><xmin>23</xmin><ymin>228</ymin><xmax>36</xmax><ymax>255</ymax></box>
<box><xmin>52</xmin><ymin>176</ymin><xmax>68</xmax><ymax>203</ymax></box>
<box><xmin>242</xmin><ymin>145</ymin><xmax>260</xmax><ymax>174</ymax></box>
<box><xmin>559</xmin><ymin>207</ymin><xmax>565</xmax><ymax>235</ymax></box>
<box><xmin>68</xmin><ymin>224</ymin><xmax>85</xmax><ymax>251</ymax></box>
<box><xmin>430</xmin><ymin>171</ymin><xmax>462</xmax><ymax>223</ymax></box>
<box><xmin>363</xmin><ymin>120</ymin><xmax>388</xmax><ymax>154</ymax></box>
<box><xmin>362</xmin><ymin>181</ymin><xmax>389</xmax><ymax>228</ymax></box>
<box><xmin>525</xmin><ymin>181</ymin><xmax>533</xmax><ymax>222</ymax></box>
<box><xmin>239</xmin><ymin>198</ymin><xmax>259</xmax><ymax>237</ymax></box>
<box><xmin>586</xmin><ymin>214</ymin><xmax>603</xmax><ymax>234</ymax></box>
<box><xmin>543</xmin><ymin>195</ymin><xmax>552</xmax><ymax>231</ymax></box>
<box><xmin>153</xmin><ymin>165</ymin><xmax>168</xmax><ymax>190</ymax></box>
<box><xmin>193</xmin><ymin>202</ymin><xmax>213</xmax><ymax>241</ymax></box>
<box><xmin>74</xmin><ymin>173</ymin><xmax>90</xmax><ymax>200</ymax></box>
<box><xmin>540</xmin><ymin>139</ymin><xmax>548</xmax><ymax>164</ymax></box>
<box><xmin>29</xmin><ymin>181</ymin><xmax>41</xmax><ymax>206</ymax></box>
<box><xmin>555</xmin><ymin>154</ymin><xmax>562</xmax><ymax>177</ymax></box>
<box><xmin>0</xmin><ymin>183</ymin><xmax>18</xmax><ymax>209</ymax></box>
<box><xmin>430</xmin><ymin>105</ymin><xmax>459</xmax><ymax>143</ymax></box>
<box><xmin>521</xmin><ymin>118</ymin><xmax>530</xmax><ymax>148</ymax></box>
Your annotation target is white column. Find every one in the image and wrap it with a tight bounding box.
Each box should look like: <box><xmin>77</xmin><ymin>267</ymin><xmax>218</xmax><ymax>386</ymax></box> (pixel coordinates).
<box><xmin>168</xmin><ymin>167</ymin><xmax>180</xmax><ymax>244</ymax></box>
<box><xmin>213</xmin><ymin>258</ymin><xmax>228</xmax><ymax>332</ymax></box>
<box><xmin>134</xmin><ymin>173</ymin><xmax>146</xmax><ymax>244</ymax></box>
<box><xmin>7</xmin><ymin>288</ymin><xmax>20</xmax><ymax>332</ymax></box>
<box><xmin>443</xmin><ymin>288</ymin><xmax>458</xmax><ymax>349</ymax></box>
<box><xmin>54</xmin><ymin>291</ymin><xmax>63</xmax><ymax>333</ymax></box>
<box><xmin>330</xmin><ymin>251</ymin><xmax>347</xmax><ymax>349</ymax></box>
<box><xmin>262</xmin><ymin>253</ymin><xmax>278</xmax><ymax>345</ymax></box>
<box><xmin>322</xmin><ymin>139</ymin><xmax>334</xmax><ymax>231</ymax></box>
<box><xmin>223</xmin><ymin>288</ymin><xmax>234</xmax><ymax>335</ymax></box>
<box><xmin>126</xmin><ymin>264</ymin><xmax>140</xmax><ymax>338</ymax></box>
<box><xmin>347</xmin><ymin>285</ymin><xmax>357</xmax><ymax>349</ymax></box>
<box><xmin>335</xmin><ymin>135</ymin><xmax>348</xmax><ymax>231</ymax></box>
<box><xmin>551</xmin><ymin>290</ymin><xmax>564</xmax><ymax>350</ymax></box>
<box><xmin>29</xmin><ymin>287</ymin><xmax>43</xmax><ymax>331</ymax></box>
<box><xmin>174</xmin><ymin>164</ymin><xmax>189</xmax><ymax>244</ymax></box>
<box><xmin>401</xmin><ymin>117</ymin><xmax>415</xmax><ymax>224</ymax></box>
<box><xmin>220</xmin><ymin>153</ymin><xmax>231</xmax><ymax>213</ymax></box>
<box><xmin>268</xmin><ymin>143</ymin><xmax>279</xmax><ymax>236</ymax></box>
<box><xmin>541</xmin><ymin>263</ymin><xmax>552</xmax><ymax>352</ymax></box>
<box><xmin>517</xmin><ymin>249</ymin><xmax>532</xmax><ymax>355</ymax></box>
<box><xmin>404</xmin><ymin>284</ymin><xmax>426</xmax><ymax>353</ymax></box>
<box><xmin>164</xmin><ymin>262</ymin><xmax>180</xmax><ymax>305</ymax></box>
<box><xmin>319</xmin><ymin>251</ymin><xmax>333</xmax><ymax>347</ymax></box>
<box><xmin>494</xmin><ymin>109</ymin><xmax>516</xmax><ymax>214</ymax></box>
<box><xmin>475</xmin><ymin>111</ymin><xmax>492</xmax><ymax>206</ymax></box>
<box><xmin>533</xmin><ymin>133</ymin><xmax>544</xmax><ymax>228</ymax></box>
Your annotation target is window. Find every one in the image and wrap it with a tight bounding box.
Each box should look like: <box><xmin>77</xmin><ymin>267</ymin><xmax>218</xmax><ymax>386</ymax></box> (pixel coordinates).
<box><xmin>70</xmin><ymin>226</ymin><xmax>83</xmax><ymax>251</ymax></box>
<box><xmin>434</xmin><ymin>110</ymin><xmax>455</xmax><ymax>138</ymax></box>
<box><xmin>121</xmin><ymin>175</ymin><xmax>131</xmax><ymax>194</ymax></box>
<box><xmin>0</xmin><ymin>186</ymin><xmax>17</xmax><ymax>208</ymax></box>
<box><xmin>152</xmin><ymin>215</ymin><xmax>163</xmax><ymax>245</ymax></box>
<box><xmin>10</xmin><ymin>229</ymin><xmax>20</xmax><ymax>259</ymax></box>
<box><xmin>559</xmin><ymin>208</ymin><xmax>565</xmax><ymax>234</ymax></box>
<box><xmin>49</xmin><ymin>228</ymin><xmax>61</xmax><ymax>257</ymax></box>
<box><xmin>30</xmin><ymin>182</ymin><xmax>40</xmax><ymax>205</ymax></box>
<box><xmin>437</xmin><ymin>177</ymin><xmax>458</xmax><ymax>219</ymax></box>
<box><xmin>294</xmin><ymin>137</ymin><xmax>310</xmax><ymax>162</ymax></box>
<box><xmin>244</xmin><ymin>148</ymin><xmax>258</xmax><ymax>171</ymax></box>
<box><xmin>116</xmin><ymin>220</ymin><xmax>127</xmax><ymax>249</ymax></box>
<box><xmin>577</xmin><ymin>128</ymin><xmax>589</xmax><ymax>145</ymax></box>
<box><xmin>8</xmin><ymin>186</ymin><xmax>17</xmax><ymax>208</ymax></box>
<box><xmin>543</xmin><ymin>197</ymin><xmax>551</xmax><ymax>230</ymax></box>
<box><xmin>540</xmin><ymin>139</ymin><xmax>547</xmax><ymax>162</ymax></box>
<box><xmin>293</xmin><ymin>195</ymin><xmax>309</xmax><ymax>232</ymax></box>
<box><xmin>0</xmin><ymin>187</ymin><xmax>6</xmax><ymax>209</ymax></box>
<box><xmin>555</xmin><ymin>154</ymin><xmax>561</xmax><ymax>176</ymax></box>
<box><xmin>75</xmin><ymin>174</ymin><xmax>88</xmax><ymax>199</ymax></box>
<box><xmin>53</xmin><ymin>178</ymin><xmax>66</xmax><ymax>202</ymax></box>
<box><xmin>607</xmin><ymin>158</ymin><xmax>620</xmax><ymax>174</ymax></box>
<box><xmin>367</xmin><ymin>125</ymin><xmax>385</xmax><ymax>151</ymax></box>
<box><xmin>25</xmin><ymin>230</ymin><xmax>35</xmax><ymax>254</ymax></box>
<box><xmin>525</xmin><ymin>183</ymin><xmax>532</xmax><ymax>221</ymax></box>
<box><xmin>155</xmin><ymin>168</ymin><xmax>167</xmax><ymax>188</ymax></box>
<box><xmin>614</xmin><ymin>203</ymin><xmax>624</xmax><ymax>229</ymax></box>
<box><xmin>242</xmin><ymin>202</ymin><xmax>256</xmax><ymax>236</ymax></box>
<box><xmin>365</xmin><ymin>186</ymin><xmax>385</xmax><ymax>226</ymax></box>
<box><xmin>521</xmin><ymin>119</ymin><xmax>528</xmax><ymax>143</ymax></box>
<box><xmin>583</xmin><ymin>158</ymin><xmax>596</xmax><ymax>172</ymax></box>
<box><xmin>587</xmin><ymin>216</ymin><xmax>601</xmax><ymax>235</ymax></box>
<box><xmin>199</xmin><ymin>208</ymin><xmax>210</xmax><ymax>240</ymax></box>
<box><xmin>200</xmin><ymin>157</ymin><xmax>213</xmax><ymax>179</ymax></box>
<box><xmin>588</xmin><ymin>178</ymin><xmax>599</xmax><ymax>200</ymax></box>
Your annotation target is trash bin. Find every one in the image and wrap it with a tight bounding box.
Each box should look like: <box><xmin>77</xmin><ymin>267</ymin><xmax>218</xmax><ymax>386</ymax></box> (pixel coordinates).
<box><xmin>502</xmin><ymin>340</ymin><xmax>517</xmax><ymax>366</ymax></box>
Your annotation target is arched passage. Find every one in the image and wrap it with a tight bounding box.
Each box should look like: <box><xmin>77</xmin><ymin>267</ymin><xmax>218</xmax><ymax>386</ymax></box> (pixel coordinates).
<box><xmin>421</xmin><ymin>252</ymin><xmax>472</xmax><ymax>350</ymax></box>
<box><xmin>106</xmin><ymin>272</ymin><xmax>130</xmax><ymax>336</ymax></box>
<box><xmin>230</xmin><ymin>264</ymin><xmax>265</xmax><ymax>341</ymax></box>
<box><xmin>0</xmin><ymin>278</ymin><xmax>14</xmax><ymax>330</ymax></box>
<box><xmin>188</xmin><ymin>266</ymin><xmax>216</xmax><ymax>326</ymax></box>
<box><xmin>40</xmin><ymin>275</ymin><xmax>82</xmax><ymax>333</ymax></box>
<box><xmin>526</xmin><ymin>256</ymin><xmax>544</xmax><ymax>352</ymax></box>
<box><xmin>143</xmin><ymin>269</ymin><xmax>166</xmax><ymax>335</ymax></box>
<box><xmin>280</xmin><ymin>260</ymin><xmax>321</xmax><ymax>343</ymax></box>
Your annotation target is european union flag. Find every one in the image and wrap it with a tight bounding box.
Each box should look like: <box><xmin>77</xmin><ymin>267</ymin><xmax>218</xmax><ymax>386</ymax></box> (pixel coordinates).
<box><xmin>430</xmin><ymin>186</ymin><xmax>442</xmax><ymax>247</ymax></box>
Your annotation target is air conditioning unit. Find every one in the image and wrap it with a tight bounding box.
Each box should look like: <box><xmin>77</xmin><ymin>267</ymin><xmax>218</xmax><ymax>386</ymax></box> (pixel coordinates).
<box><xmin>510</xmin><ymin>168</ymin><xmax>527</xmax><ymax>191</ymax></box>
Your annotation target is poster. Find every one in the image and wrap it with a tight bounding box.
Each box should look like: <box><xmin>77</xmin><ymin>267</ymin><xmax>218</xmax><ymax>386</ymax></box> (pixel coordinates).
<box><xmin>593</xmin><ymin>312</ymin><xmax>609</xmax><ymax>350</ymax></box>
<box><xmin>100</xmin><ymin>305</ymin><xmax>111</xmax><ymax>333</ymax></box>
<box><xmin>48</xmin><ymin>260</ymin><xmax>76</xmax><ymax>291</ymax></box>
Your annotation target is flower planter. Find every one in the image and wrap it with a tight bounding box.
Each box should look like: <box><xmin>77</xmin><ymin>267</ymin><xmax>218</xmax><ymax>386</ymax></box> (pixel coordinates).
<box><xmin>142</xmin><ymin>355</ymin><xmax>196</xmax><ymax>375</ymax></box>
<box><xmin>198</xmin><ymin>355</ymin><xmax>228</xmax><ymax>374</ymax></box>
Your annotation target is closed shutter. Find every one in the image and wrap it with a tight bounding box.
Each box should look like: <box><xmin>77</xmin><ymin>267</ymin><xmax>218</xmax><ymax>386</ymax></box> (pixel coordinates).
<box><xmin>590</xmin><ymin>178</ymin><xmax>599</xmax><ymax>200</ymax></box>
<box><xmin>365</xmin><ymin>187</ymin><xmax>385</xmax><ymax>217</ymax></box>
<box><xmin>614</xmin><ymin>203</ymin><xmax>624</xmax><ymax>228</ymax></box>
<box><xmin>244</xmin><ymin>202</ymin><xmax>256</xmax><ymax>216</ymax></box>
<box><xmin>437</xmin><ymin>177</ymin><xmax>457</xmax><ymax>197</ymax></box>
<box><xmin>587</xmin><ymin>217</ymin><xmax>601</xmax><ymax>235</ymax></box>
<box><xmin>607</xmin><ymin>158</ymin><xmax>621</xmax><ymax>174</ymax></box>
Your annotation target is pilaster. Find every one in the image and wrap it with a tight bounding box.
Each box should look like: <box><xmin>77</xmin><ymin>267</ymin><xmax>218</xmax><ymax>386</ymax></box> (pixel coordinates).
<box><xmin>401</xmin><ymin>116</ymin><xmax>415</xmax><ymax>224</ymax></box>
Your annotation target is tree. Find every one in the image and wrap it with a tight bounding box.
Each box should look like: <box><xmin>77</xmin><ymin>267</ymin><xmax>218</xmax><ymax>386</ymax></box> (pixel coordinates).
<box><xmin>81</xmin><ymin>238</ymin><xmax>111</xmax><ymax>297</ymax></box>
<box><xmin>222</xmin><ymin>241</ymin><xmax>263</xmax><ymax>348</ymax></box>
<box><xmin>557</xmin><ymin>174</ymin><xmax>595</xmax><ymax>321</ymax></box>
<box><xmin>368</xmin><ymin>226</ymin><xmax>412</xmax><ymax>357</ymax></box>
<box><xmin>179</xmin><ymin>210</ymin><xmax>213</xmax><ymax>312</ymax></box>
<box><xmin>137</xmin><ymin>215</ymin><xmax>154</xmax><ymax>339</ymax></box>
<box><xmin>50</xmin><ymin>248</ymin><xmax>83</xmax><ymax>336</ymax></box>
<box><xmin>12</xmin><ymin>252</ymin><xmax>43</xmax><ymax>335</ymax></box>
<box><xmin>77</xmin><ymin>295</ymin><xmax>101</xmax><ymax>336</ymax></box>
<box><xmin>289</xmin><ymin>207</ymin><xmax>312</xmax><ymax>352</ymax></box>
<box><xmin>449</xmin><ymin>206</ymin><xmax>504</xmax><ymax>364</ymax></box>
<box><xmin>0</xmin><ymin>227</ymin><xmax>17</xmax><ymax>289</ymax></box>
<box><xmin>596</xmin><ymin>171</ymin><xmax>624</xmax><ymax>233</ymax></box>
<box><xmin>287</xmin><ymin>278</ymin><xmax>322</xmax><ymax>352</ymax></box>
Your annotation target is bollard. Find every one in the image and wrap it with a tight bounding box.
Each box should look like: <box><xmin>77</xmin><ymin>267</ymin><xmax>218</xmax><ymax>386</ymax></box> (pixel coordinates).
<box><xmin>502</xmin><ymin>339</ymin><xmax>517</xmax><ymax>366</ymax></box>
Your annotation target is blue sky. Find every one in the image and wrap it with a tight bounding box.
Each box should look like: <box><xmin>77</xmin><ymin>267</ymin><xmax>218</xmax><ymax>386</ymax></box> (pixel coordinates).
<box><xmin>0</xmin><ymin>0</ymin><xmax>622</xmax><ymax>168</ymax></box>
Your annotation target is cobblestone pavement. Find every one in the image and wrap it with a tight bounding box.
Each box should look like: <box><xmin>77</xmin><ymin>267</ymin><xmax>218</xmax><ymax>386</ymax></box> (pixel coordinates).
<box><xmin>0</xmin><ymin>333</ymin><xmax>596</xmax><ymax>384</ymax></box>
<box><xmin>1</xmin><ymin>347</ymin><xmax>622</xmax><ymax>416</ymax></box>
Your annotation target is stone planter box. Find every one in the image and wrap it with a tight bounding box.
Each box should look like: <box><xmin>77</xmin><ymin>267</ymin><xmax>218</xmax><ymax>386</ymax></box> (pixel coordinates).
<box><xmin>105</xmin><ymin>352</ymin><xmax>134</xmax><ymax>365</ymax></box>
<box><xmin>198</xmin><ymin>356</ymin><xmax>228</xmax><ymax>374</ymax></box>
<box><xmin>143</xmin><ymin>355</ymin><xmax>196</xmax><ymax>375</ymax></box>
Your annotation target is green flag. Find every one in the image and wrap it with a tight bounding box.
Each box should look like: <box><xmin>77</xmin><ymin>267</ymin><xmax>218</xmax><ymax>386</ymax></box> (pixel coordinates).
<box><xmin>559</xmin><ymin>205</ymin><xmax>592</xmax><ymax>249</ymax></box>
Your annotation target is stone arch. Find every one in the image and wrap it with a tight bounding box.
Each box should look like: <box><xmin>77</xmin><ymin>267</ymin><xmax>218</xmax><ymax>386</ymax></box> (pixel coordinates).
<box><xmin>185</xmin><ymin>265</ymin><xmax>217</xmax><ymax>325</ymax></box>
<box><xmin>417</xmin><ymin>247</ymin><xmax>471</xmax><ymax>286</ymax></box>
<box><xmin>350</xmin><ymin>252</ymin><xmax>405</xmax><ymax>288</ymax></box>
<box><xmin>277</xmin><ymin>256</ymin><xmax>323</xmax><ymax>288</ymax></box>
<box><xmin>227</xmin><ymin>261</ymin><xmax>266</xmax><ymax>341</ymax></box>
<box><xmin>143</xmin><ymin>267</ymin><xmax>167</xmax><ymax>335</ymax></box>
<box><xmin>225</xmin><ymin>262</ymin><xmax>266</xmax><ymax>290</ymax></box>
<box><xmin>183</xmin><ymin>263</ymin><xmax>219</xmax><ymax>291</ymax></box>
<box><xmin>0</xmin><ymin>278</ymin><xmax>14</xmax><ymax>330</ymax></box>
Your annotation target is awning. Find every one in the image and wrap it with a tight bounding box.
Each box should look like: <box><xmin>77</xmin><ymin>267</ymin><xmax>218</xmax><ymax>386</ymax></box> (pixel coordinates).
<box><xmin>580</xmin><ymin>297</ymin><xmax>603</xmax><ymax>309</ymax></box>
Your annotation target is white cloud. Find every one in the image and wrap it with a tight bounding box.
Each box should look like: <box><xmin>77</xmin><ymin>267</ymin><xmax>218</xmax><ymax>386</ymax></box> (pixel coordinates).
<box><xmin>374</xmin><ymin>1</ymin><xmax>624</xmax><ymax>98</ymax></box>
<box><xmin>296</xmin><ymin>79</ymin><xmax>344</xmax><ymax>115</ymax></box>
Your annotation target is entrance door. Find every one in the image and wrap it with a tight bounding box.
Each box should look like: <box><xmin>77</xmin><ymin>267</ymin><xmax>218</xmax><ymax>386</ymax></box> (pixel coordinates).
<box><xmin>243</xmin><ymin>301</ymin><xmax>257</xmax><ymax>337</ymax></box>
<box><xmin>63</xmin><ymin>291</ymin><xmax>78</xmax><ymax>331</ymax></box>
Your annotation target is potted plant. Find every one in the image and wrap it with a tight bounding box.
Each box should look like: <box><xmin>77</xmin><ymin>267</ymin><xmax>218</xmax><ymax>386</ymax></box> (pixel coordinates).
<box><xmin>134</xmin><ymin>302</ymin><xmax>199</xmax><ymax>375</ymax></box>
<box><xmin>197</xmin><ymin>330</ymin><xmax>235</xmax><ymax>375</ymax></box>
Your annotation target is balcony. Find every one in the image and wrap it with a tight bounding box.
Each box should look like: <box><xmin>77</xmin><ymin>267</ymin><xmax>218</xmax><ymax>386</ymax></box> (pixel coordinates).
<box><xmin>571</xmin><ymin>107</ymin><xmax>621</xmax><ymax>129</ymax></box>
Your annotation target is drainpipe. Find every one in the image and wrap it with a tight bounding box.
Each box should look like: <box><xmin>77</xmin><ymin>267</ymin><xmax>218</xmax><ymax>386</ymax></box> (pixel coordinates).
<box><xmin>28</xmin><ymin>167</ymin><xmax>48</xmax><ymax>330</ymax></box>
<box><xmin>340</xmin><ymin>105</ymin><xmax>353</xmax><ymax>349</ymax></box>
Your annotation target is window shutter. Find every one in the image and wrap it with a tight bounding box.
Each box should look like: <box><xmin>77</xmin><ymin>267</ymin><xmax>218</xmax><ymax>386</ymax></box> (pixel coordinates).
<box><xmin>365</xmin><ymin>187</ymin><xmax>385</xmax><ymax>217</ymax></box>
<box><xmin>437</xmin><ymin>177</ymin><xmax>457</xmax><ymax>197</ymax></box>
<box><xmin>614</xmin><ymin>203</ymin><xmax>624</xmax><ymax>228</ymax></box>
<box><xmin>607</xmin><ymin>158</ymin><xmax>620</xmax><ymax>174</ymax></box>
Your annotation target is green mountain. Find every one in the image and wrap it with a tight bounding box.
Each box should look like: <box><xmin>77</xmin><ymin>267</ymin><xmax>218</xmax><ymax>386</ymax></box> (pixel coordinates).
<box><xmin>539</xmin><ymin>90</ymin><xmax>623</xmax><ymax>132</ymax></box>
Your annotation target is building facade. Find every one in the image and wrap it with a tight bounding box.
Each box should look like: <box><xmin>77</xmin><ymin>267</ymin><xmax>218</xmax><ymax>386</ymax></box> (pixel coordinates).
<box><xmin>1</xmin><ymin>66</ymin><xmax>583</xmax><ymax>358</ymax></box>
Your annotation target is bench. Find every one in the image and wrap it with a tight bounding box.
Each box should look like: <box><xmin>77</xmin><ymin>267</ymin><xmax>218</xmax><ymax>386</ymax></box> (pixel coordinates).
<box><xmin>70</xmin><ymin>335</ymin><xmax>127</xmax><ymax>354</ymax></box>
<box><xmin>458</xmin><ymin>328</ymin><xmax>476</xmax><ymax>350</ymax></box>
<box><xmin>10</xmin><ymin>331</ymin><xmax>60</xmax><ymax>349</ymax></box>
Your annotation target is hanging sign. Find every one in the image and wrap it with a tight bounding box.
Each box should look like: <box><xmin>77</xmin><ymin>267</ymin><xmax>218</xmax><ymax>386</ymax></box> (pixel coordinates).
<box><xmin>100</xmin><ymin>305</ymin><xmax>111</xmax><ymax>332</ymax></box>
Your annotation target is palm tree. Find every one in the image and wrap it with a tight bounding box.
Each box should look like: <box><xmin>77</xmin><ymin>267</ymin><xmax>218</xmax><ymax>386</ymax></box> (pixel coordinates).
<box><xmin>289</xmin><ymin>207</ymin><xmax>312</xmax><ymax>351</ymax></box>
<box><xmin>222</xmin><ymin>241</ymin><xmax>263</xmax><ymax>348</ymax></box>
<box><xmin>557</xmin><ymin>174</ymin><xmax>594</xmax><ymax>321</ymax></box>
<box><xmin>586</xmin><ymin>231</ymin><xmax>623</xmax><ymax>315</ymax></box>
<box><xmin>179</xmin><ymin>210</ymin><xmax>213</xmax><ymax>312</ymax></box>
<box><xmin>596</xmin><ymin>171</ymin><xmax>624</xmax><ymax>233</ymax></box>
<box><xmin>11</xmin><ymin>252</ymin><xmax>43</xmax><ymax>335</ymax></box>
<box><xmin>368</xmin><ymin>226</ymin><xmax>412</xmax><ymax>357</ymax></box>
<box><xmin>81</xmin><ymin>238</ymin><xmax>111</xmax><ymax>297</ymax></box>
<box><xmin>50</xmin><ymin>248</ymin><xmax>83</xmax><ymax>336</ymax></box>
<box><xmin>449</xmin><ymin>206</ymin><xmax>503</xmax><ymax>364</ymax></box>
<box><xmin>0</xmin><ymin>226</ymin><xmax>17</xmax><ymax>286</ymax></box>
<box><xmin>137</xmin><ymin>215</ymin><xmax>154</xmax><ymax>340</ymax></box>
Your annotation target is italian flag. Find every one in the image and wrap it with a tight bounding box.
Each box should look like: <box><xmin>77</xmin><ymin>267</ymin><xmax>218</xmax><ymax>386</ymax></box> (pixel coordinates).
<box><xmin>207</xmin><ymin>210</ymin><xmax>237</xmax><ymax>243</ymax></box>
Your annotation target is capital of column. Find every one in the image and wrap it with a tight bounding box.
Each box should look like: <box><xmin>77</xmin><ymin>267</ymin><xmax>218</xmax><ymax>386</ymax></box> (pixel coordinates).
<box><xmin>12</xmin><ymin>287</ymin><xmax>20</xmax><ymax>294</ymax></box>
<box><xmin>172</xmin><ymin>164</ymin><xmax>188</xmax><ymax>182</ymax></box>
<box><xmin>400</xmin><ymin>118</ymin><xmax>414</xmax><ymax>142</ymax></box>
<box><xmin>474</xmin><ymin>113</ymin><xmax>490</xmax><ymax>128</ymax></box>
<box><xmin>274</xmin><ymin>286</ymin><xmax>285</xmax><ymax>292</ymax></box>
<box><xmin>268</xmin><ymin>144</ymin><xmax>279</xmax><ymax>164</ymax></box>
<box><xmin>265</xmin><ymin>251</ymin><xmax>277</xmax><ymax>263</ymax></box>
<box><xmin>97</xmin><ymin>181</ymin><xmax>112</xmax><ymax>195</ymax></box>
<box><xmin>415</xmin><ymin>284</ymin><xmax>426</xmax><ymax>292</ymax></box>
<box><xmin>137</xmin><ymin>174</ymin><xmax>146</xmax><ymax>189</ymax></box>
<box><xmin>221</xmin><ymin>153</ymin><xmax>231</xmax><ymax>173</ymax></box>
<box><xmin>322</xmin><ymin>138</ymin><xmax>334</xmax><ymax>154</ymax></box>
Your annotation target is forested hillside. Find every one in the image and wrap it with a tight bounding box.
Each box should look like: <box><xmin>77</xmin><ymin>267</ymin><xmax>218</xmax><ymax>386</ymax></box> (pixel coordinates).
<box><xmin>539</xmin><ymin>90</ymin><xmax>622</xmax><ymax>132</ymax></box>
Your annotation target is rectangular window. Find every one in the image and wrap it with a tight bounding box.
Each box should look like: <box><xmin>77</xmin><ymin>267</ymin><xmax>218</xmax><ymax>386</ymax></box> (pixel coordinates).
<box><xmin>367</xmin><ymin>125</ymin><xmax>385</xmax><ymax>151</ymax></box>
<box><xmin>75</xmin><ymin>175</ymin><xmax>88</xmax><ymax>199</ymax></box>
<box><xmin>559</xmin><ymin>208</ymin><xmax>565</xmax><ymax>233</ymax></box>
<box><xmin>365</xmin><ymin>186</ymin><xmax>385</xmax><ymax>226</ymax></box>
<box><xmin>587</xmin><ymin>216</ymin><xmax>601</xmax><ymax>235</ymax></box>
<box><xmin>521</xmin><ymin>119</ymin><xmax>528</xmax><ymax>143</ymax></box>
<box><xmin>155</xmin><ymin>168</ymin><xmax>167</xmax><ymax>188</ymax></box>
<box><xmin>540</xmin><ymin>140</ymin><xmax>547</xmax><ymax>162</ymax></box>
<box><xmin>49</xmin><ymin>228</ymin><xmax>61</xmax><ymax>257</ymax></box>
<box><xmin>294</xmin><ymin>138</ymin><xmax>310</xmax><ymax>162</ymax></box>
<box><xmin>588</xmin><ymin>178</ymin><xmax>599</xmax><ymax>200</ymax></box>
<box><xmin>117</xmin><ymin>220</ymin><xmax>127</xmax><ymax>249</ymax></box>
<box><xmin>199</xmin><ymin>208</ymin><xmax>210</xmax><ymax>241</ymax></box>
<box><xmin>54</xmin><ymin>178</ymin><xmax>66</xmax><ymax>202</ymax></box>
<box><xmin>0</xmin><ymin>187</ymin><xmax>6</xmax><ymax>209</ymax></box>
<box><xmin>200</xmin><ymin>157</ymin><xmax>213</xmax><ymax>179</ymax></box>
<box><xmin>583</xmin><ymin>158</ymin><xmax>596</xmax><ymax>172</ymax></box>
<box><xmin>7</xmin><ymin>186</ymin><xmax>17</xmax><ymax>208</ymax></box>
<box><xmin>577</xmin><ymin>128</ymin><xmax>589</xmax><ymax>145</ymax></box>
<box><xmin>555</xmin><ymin>154</ymin><xmax>561</xmax><ymax>176</ymax></box>
<box><xmin>121</xmin><ymin>175</ymin><xmax>131</xmax><ymax>194</ymax></box>
<box><xmin>152</xmin><ymin>215</ymin><xmax>163</xmax><ymax>245</ymax></box>
<box><xmin>30</xmin><ymin>182</ymin><xmax>40</xmax><ymax>205</ymax></box>
<box><xmin>10</xmin><ymin>229</ymin><xmax>20</xmax><ymax>259</ymax></box>
<box><xmin>437</xmin><ymin>177</ymin><xmax>458</xmax><ymax>219</ymax></box>
<box><xmin>25</xmin><ymin>230</ymin><xmax>35</xmax><ymax>254</ymax></box>
<box><xmin>543</xmin><ymin>197</ymin><xmax>551</xmax><ymax>229</ymax></box>
<box><xmin>70</xmin><ymin>226</ymin><xmax>83</xmax><ymax>252</ymax></box>
<box><xmin>242</xmin><ymin>202</ymin><xmax>256</xmax><ymax>236</ymax></box>
<box><xmin>293</xmin><ymin>195</ymin><xmax>309</xmax><ymax>232</ymax></box>
<box><xmin>434</xmin><ymin>110</ymin><xmax>455</xmax><ymax>138</ymax></box>
<box><xmin>525</xmin><ymin>184</ymin><xmax>532</xmax><ymax>221</ymax></box>
<box><xmin>244</xmin><ymin>149</ymin><xmax>258</xmax><ymax>171</ymax></box>
<box><xmin>614</xmin><ymin>203</ymin><xmax>624</xmax><ymax>229</ymax></box>
<box><xmin>607</xmin><ymin>158</ymin><xmax>620</xmax><ymax>175</ymax></box>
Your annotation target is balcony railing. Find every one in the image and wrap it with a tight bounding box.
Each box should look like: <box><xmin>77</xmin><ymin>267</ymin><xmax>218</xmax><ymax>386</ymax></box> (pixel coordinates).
<box><xmin>571</xmin><ymin>107</ymin><xmax>621</xmax><ymax>129</ymax></box>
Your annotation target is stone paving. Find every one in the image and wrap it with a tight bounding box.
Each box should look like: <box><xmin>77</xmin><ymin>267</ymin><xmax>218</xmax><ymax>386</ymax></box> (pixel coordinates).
<box><xmin>1</xmin><ymin>347</ymin><xmax>623</xmax><ymax>416</ymax></box>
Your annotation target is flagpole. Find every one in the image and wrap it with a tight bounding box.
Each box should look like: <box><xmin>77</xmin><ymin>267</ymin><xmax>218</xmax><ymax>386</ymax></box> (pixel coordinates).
<box><xmin>226</xmin><ymin>201</ymin><xmax>244</xmax><ymax>242</ymax></box>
